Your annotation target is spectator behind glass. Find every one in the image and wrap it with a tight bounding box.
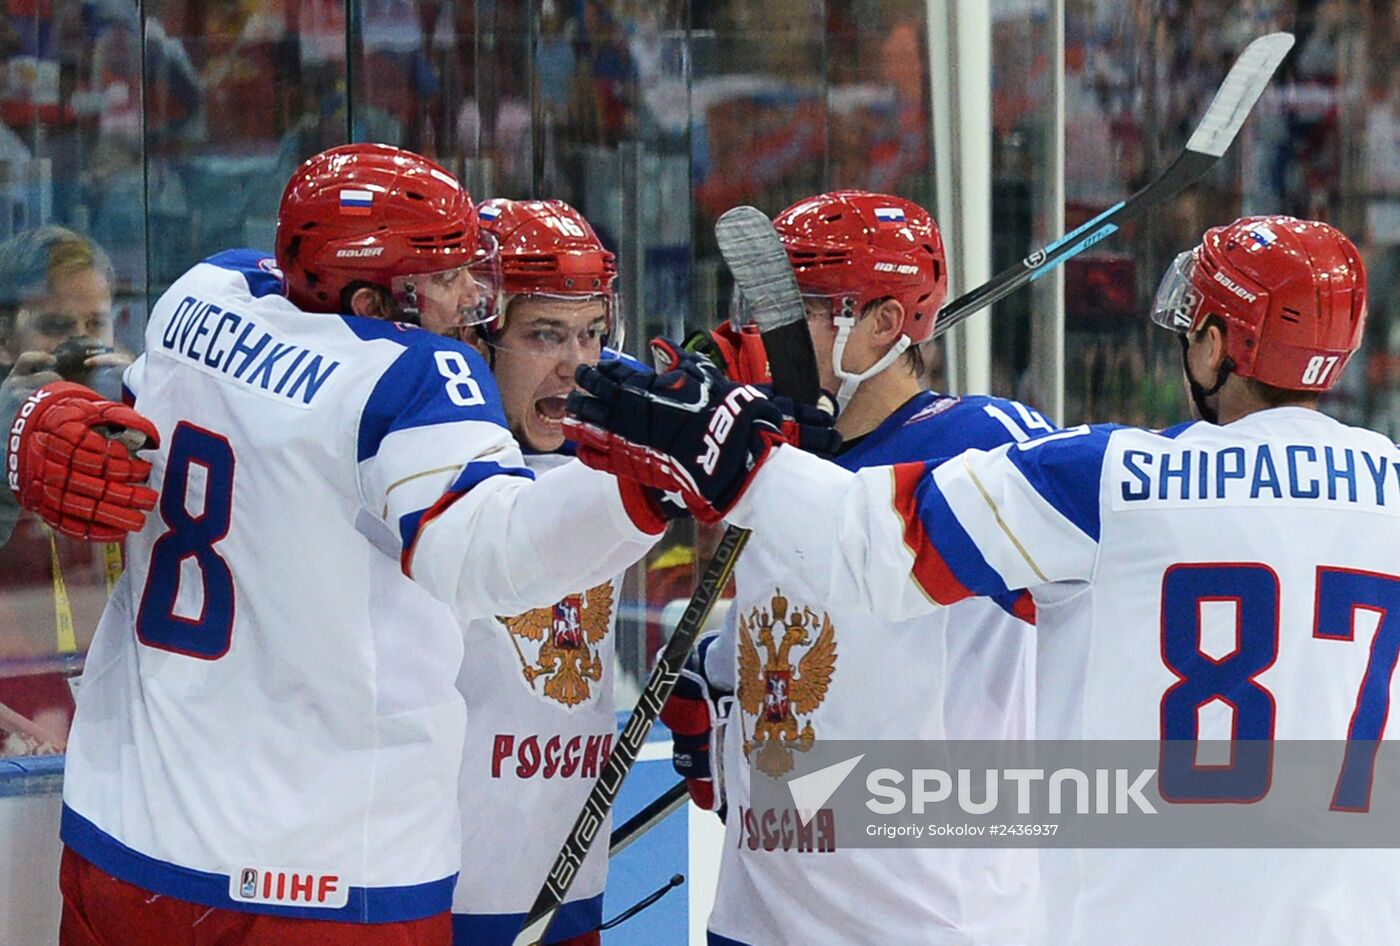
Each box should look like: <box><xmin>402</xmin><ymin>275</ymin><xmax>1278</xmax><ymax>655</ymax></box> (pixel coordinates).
<box><xmin>0</xmin><ymin>226</ymin><xmax>128</xmax><ymax>546</ymax></box>
<box><xmin>0</xmin><ymin>228</ymin><xmax>126</xmax><ymax>759</ymax></box>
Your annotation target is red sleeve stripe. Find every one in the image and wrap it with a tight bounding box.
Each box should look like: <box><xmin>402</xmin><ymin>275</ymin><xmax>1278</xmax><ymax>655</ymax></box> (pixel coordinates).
<box><xmin>1011</xmin><ymin>590</ymin><xmax>1037</xmax><ymax>624</ymax></box>
<box><xmin>891</xmin><ymin>462</ymin><xmax>975</xmax><ymax>606</ymax></box>
<box><xmin>400</xmin><ymin>487</ymin><xmax>467</xmax><ymax>577</ymax></box>
<box><xmin>399</xmin><ymin>461</ymin><xmax>533</xmax><ymax>577</ymax></box>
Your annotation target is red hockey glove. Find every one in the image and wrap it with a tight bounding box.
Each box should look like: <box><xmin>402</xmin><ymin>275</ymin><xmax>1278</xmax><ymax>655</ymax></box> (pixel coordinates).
<box><xmin>8</xmin><ymin>382</ymin><xmax>160</xmax><ymax>541</ymax></box>
<box><xmin>651</xmin><ymin>324</ymin><xmax>771</xmax><ymax>387</ymax></box>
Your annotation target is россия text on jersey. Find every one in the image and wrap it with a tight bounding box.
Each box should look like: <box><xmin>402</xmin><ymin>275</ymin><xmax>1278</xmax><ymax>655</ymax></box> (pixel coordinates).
<box><xmin>1119</xmin><ymin>445</ymin><xmax>1400</xmax><ymax>505</ymax></box>
<box><xmin>160</xmin><ymin>295</ymin><xmax>340</xmax><ymax>405</ymax></box>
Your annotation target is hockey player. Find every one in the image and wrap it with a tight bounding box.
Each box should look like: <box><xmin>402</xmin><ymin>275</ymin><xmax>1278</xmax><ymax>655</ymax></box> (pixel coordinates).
<box><xmin>10</xmin><ymin>144</ymin><xmax>669</xmax><ymax>946</ymax></box>
<box><xmin>448</xmin><ymin>197</ymin><xmax>639</xmax><ymax>946</ymax></box>
<box><xmin>659</xmin><ymin>191</ymin><xmax>1040</xmax><ymax>945</ymax></box>
<box><xmin>565</xmin><ymin>215</ymin><xmax>1400</xmax><ymax>945</ymax></box>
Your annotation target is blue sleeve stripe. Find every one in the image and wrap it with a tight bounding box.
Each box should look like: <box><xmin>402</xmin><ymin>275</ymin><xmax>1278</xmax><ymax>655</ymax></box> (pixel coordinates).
<box><xmin>603</xmin><ymin>347</ymin><xmax>647</xmax><ymax>370</ymax></box>
<box><xmin>202</xmin><ymin>249</ymin><xmax>286</xmax><ymax>299</ymax></box>
<box><xmin>1002</xmin><ymin>428</ymin><xmax>1112</xmax><ymax>541</ymax></box>
<box><xmin>991</xmin><ymin>589</ymin><xmax>1036</xmax><ymax>623</ymax></box>
<box><xmin>1158</xmin><ymin>420</ymin><xmax>1200</xmax><ymax>440</ymax></box>
<box><xmin>358</xmin><ymin>343</ymin><xmax>509</xmax><ymax>463</ymax></box>
<box><xmin>396</xmin><ymin>460</ymin><xmax>533</xmax><ymax>552</ymax></box>
<box><xmin>908</xmin><ymin>467</ymin><xmax>1014</xmax><ymax>599</ymax></box>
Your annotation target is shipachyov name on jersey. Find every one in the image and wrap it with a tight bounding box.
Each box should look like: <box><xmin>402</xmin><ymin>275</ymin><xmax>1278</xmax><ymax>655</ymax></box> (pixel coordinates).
<box><xmin>1119</xmin><ymin>442</ymin><xmax>1400</xmax><ymax>506</ymax></box>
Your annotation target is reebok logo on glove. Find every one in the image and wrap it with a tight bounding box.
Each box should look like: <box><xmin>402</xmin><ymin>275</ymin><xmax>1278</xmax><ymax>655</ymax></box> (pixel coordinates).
<box><xmin>7</xmin><ymin>387</ymin><xmax>53</xmax><ymax>492</ymax></box>
<box><xmin>698</xmin><ymin>385</ymin><xmax>763</xmax><ymax>475</ymax></box>
<box><xmin>11</xmin><ymin>380</ymin><xmax>160</xmax><ymax>541</ymax></box>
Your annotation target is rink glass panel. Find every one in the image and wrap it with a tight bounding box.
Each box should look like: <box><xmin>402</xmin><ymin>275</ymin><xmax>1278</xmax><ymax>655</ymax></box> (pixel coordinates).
<box><xmin>2</xmin><ymin>0</ymin><xmax>1398</xmax><ymax>756</ymax></box>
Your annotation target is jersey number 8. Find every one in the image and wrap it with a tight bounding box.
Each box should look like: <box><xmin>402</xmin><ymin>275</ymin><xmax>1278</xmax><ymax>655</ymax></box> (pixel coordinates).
<box><xmin>135</xmin><ymin>423</ymin><xmax>237</xmax><ymax>659</ymax></box>
<box><xmin>435</xmin><ymin>350</ymin><xmax>485</xmax><ymax>408</ymax></box>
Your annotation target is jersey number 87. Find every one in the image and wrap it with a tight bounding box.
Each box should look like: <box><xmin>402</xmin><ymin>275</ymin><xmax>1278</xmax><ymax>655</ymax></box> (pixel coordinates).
<box><xmin>1160</xmin><ymin>562</ymin><xmax>1400</xmax><ymax>812</ymax></box>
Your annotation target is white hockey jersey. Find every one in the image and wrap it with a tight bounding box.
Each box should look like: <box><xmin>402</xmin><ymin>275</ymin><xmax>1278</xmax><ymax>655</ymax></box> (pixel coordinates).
<box><xmin>60</xmin><ymin>251</ymin><xmax>660</xmax><ymax>923</ymax></box>
<box><xmin>728</xmin><ymin>407</ymin><xmax>1400</xmax><ymax>946</ymax></box>
<box><xmin>451</xmin><ymin>453</ymin><xmax>619</xmax><ymax>944</ymax></box>
<box><xmin>707</xmin><ymin>392</ymin><xmax>1039</xmax><ymax>946</ymax></box>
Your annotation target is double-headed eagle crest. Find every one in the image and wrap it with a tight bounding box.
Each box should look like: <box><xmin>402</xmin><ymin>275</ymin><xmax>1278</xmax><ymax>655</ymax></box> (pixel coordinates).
<box><xmin>501</xmin><ymin>583</ymin><xmax>613</xmax><ymax>708</ymax></box>
<box><xmin>738</xmin><ymin>591</ymin><xmax>838</xmax><ymax>777</ymax></box>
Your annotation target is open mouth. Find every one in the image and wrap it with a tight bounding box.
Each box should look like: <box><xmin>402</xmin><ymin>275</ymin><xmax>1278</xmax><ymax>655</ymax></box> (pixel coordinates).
<box><xmin>534</xmin><ymin>395</ymin><xmax>568</xmax><ymax>426</ymax></box>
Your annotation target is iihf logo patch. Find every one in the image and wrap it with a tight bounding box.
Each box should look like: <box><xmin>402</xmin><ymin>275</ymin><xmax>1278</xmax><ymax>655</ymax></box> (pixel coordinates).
<box><xmin>229</xmin><ymin>865</ymin><xmax>348</xmax><ymax>908</ymax></box>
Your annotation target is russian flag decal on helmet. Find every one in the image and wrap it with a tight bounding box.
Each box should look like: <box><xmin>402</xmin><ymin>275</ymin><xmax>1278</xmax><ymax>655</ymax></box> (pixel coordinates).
<box><xmin>339</xmin><ymin>189</ymin><xmax>374</xmax><ymax>216</ymax></box>
<box><xmin>1244</xmin><ymin>222</ymin><xmax>1278</xmax><ymax>248</ymax></box>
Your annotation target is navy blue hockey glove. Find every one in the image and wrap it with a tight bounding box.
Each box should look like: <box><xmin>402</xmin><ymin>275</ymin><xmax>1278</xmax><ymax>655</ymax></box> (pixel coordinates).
<box><xmin>659</xmin><ymin>632</ymin><xmax>729</xmax><ymax>813</ymax></box>
<box><xmin>768</xmin><ymin>395</ymin><xmax>842</xmax><ymax>459</ymax></box>
<box><xmin>565</xmin><ymin>342</ymin><xmax>839</xmax><ymax>522</ymax></box>
<box><xmin>565</xmin><ymin>346</ymin><xmax>782</xmax><ymax>523</ymax></box>
<box><xmin>651</xmin><ymin>336</ymin><xmax>842</xmax><ymax>461</ymax></box>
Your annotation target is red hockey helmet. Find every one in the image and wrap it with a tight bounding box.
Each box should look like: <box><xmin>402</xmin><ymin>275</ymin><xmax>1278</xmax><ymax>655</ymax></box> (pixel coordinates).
<box><xmin>275</xmin><ymin>143</ymin><xmax>499</xmax><ymax>327</ymax></box>
<box><xmin>475</xmin><ymin>198</ymin><xmax>618</xmax><ymax>341</ymax></box>
<box><xmin>1152</xmin><ymin>215</ymin><xmax>1367</xmax><ymax>392</ymax></box>
<box><xmin>771</xmin><ymin>190</ymin><xmax>948</xmax><ymax>344</ymax></box>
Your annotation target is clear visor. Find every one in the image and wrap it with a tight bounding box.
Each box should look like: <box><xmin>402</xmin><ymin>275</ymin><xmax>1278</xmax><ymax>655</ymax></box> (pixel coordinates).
<box><xmin>485</xmin><ymin>291</ymin><xmax>621</xmax><ymax>359</ymax></box>
<box><xmin>391</xmin><ymin>232</ymin><xmax>503</xmax><ymax>332</ymax></box>
<box><xmin>1151</xmin><ymin>249</ymin><xmax>1204</xmax><ymax>333</ymax></box>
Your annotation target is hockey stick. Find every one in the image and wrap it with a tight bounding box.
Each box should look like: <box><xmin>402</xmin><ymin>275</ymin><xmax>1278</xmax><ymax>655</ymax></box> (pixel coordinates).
<box><xmin>609</xmin><ymin>778</ymin><xmax>689</xmax><ymax>858</ymax></box>
<box><xmin>601</xmin><ymin>211</ymin><xmax>811</xmax><ymax>867</ymax></box>
<box><xmin>714</xmin><ymin>206</ymin><xmax>824</xmax><ymax>406</ymax></box>
<box><xmin>518</xmin><ymin>36</ymin><xmax>1292</xmax><ymax>940</ymax></box>
<box><xmin>930</xmin><ymin>31</ymin><xmax>1294</xmax><ymax>341</ymax></box>
<box><xmin>513</xmin><ymin>527</ymin><xmax>748</xmax><ymax>946</ymax></box>
<box><xmin>562</xmin><ymin>31</ymin><xmax>1293</xmax><ymax>861</ymax></box>
<box><xmin>513</xmin><ymin>210</ymin><xmax>812</xmax><ymax>946</ymax></box>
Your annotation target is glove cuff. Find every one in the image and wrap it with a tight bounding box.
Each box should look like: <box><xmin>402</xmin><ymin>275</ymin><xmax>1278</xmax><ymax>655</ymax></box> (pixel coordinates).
<box><xmin>614</xmin><ymin>474</ymin><xmax>669</xmax><ymax>535</ymax></box>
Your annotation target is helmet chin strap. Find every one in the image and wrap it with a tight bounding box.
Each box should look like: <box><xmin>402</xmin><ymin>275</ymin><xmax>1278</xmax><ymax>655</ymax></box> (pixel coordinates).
<box><xmin>831</xmin><ymin>313</ymin><xmax>911</xmax><ymax>410</ymax></box>
<box><xmin>1179</xmin><ymin>333</ymin><xmax>1234</xmax><ymax>425</ymax></box>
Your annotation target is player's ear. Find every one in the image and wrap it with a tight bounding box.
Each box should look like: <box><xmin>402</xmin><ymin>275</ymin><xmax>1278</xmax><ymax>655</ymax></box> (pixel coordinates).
<box><xmin>866</xmin><ymin>298</ymin><xmax>905</xmax><ymax>346</ymax></box>
<box><xmin>349</xmin><ymin>286</ymin><xmax>395</xmax><ymax>320</ymax></box>
<box><xmin>1203</xmin><ymin>320</ymin><xmax>1230</xmax><ymax>372</ymax></box>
